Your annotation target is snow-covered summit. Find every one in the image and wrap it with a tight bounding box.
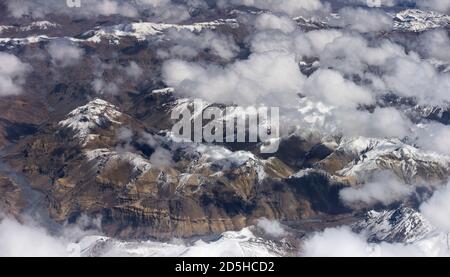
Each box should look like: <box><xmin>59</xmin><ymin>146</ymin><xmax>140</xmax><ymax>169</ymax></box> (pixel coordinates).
<box><xmin>394</xmin><ymin>9</ymin><xmax>449</xmax><ymax>32</ymax></box>
<box><xmin>353</xmin><ymin>207</ymin><xmax>435</xmax><ymax>243</ymax></box>
<box><xmin>59</xmin><ymin>99</ymin><xmax>123</xmax><ymax>144</ymax></box>
<box><xmin>337</xmin><ymin>137</ymin><xmax>450</xmax><ymax>182</ymax></box>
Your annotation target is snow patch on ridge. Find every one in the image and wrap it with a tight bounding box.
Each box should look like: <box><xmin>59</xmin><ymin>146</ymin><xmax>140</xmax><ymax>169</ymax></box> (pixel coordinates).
<box><xmin>82</xmin><ymin>19</ymin><xmax>239</xmax><ymax>44</ymax></box>
<box><xmin>85</xmin><ymin>148</ymin><xmax>152</xmax><ymax>175</ymax></box>
<box><xmin>0</xmin><ymin>21</ymin><xmax>59</xmax><ymax>34</ymax></box>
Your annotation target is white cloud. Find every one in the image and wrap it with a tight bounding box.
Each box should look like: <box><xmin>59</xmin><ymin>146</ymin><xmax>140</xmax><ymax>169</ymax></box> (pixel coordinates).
<box><xmin>382</xmin><ymin>56</ymin><xmax>450</xmax><ymax>105</ymax></box>
<box><xmin>303</xmin><ymin>29</ymin><xmax>344</xmax><ymax>56</ymax></box>
<box><xmin>0</xmin><ymin>53</ymin><xmax>30</xmax><ymax>96</ymax></box>
<box><xmin>249</xmin><ymin>23</ymin><xmax>343</xmax><ymax>61</ymax></box>
<box><xmin>92</xmin><ymin>78</ymin><xmax>120</xmax><ymax>95</ymax></box>
<box><xmin>420</xmin><ymin>182</ymin><xmax>450</xmax><ymax>233</ymax></box>
<box><xmin>302</xmin><ymin>226</ymin><xmax>447</xmax><ymax>257</ymax></box>
<box><xmin>256</xmin><ymin>218</ymin><xmax>287</xmax><ymax>237</ymax></box>
<box><xmin>330</xmin><ymin>7</ymin><xmax>393</xmax><ymax>33</ymax></box>
<box><xmin>5</xmin><ymin>0</ymin><xmax>193</xmax><ymax>21</ymax></box>
<box><xmin>303</xmin><ymin>226</ymin><xmax>373</xmax><ymax>257</ymax></box>
<box><xmin>418</xmin><ymin>30</ymin><xmax>450</xmax><ymax>63</ymax></box>
<box><xmin>416</xmin><ymin>0</ymin><xmax>450</xmax><ymax>13</ymax></box>
<box><xmin>117</xmin><ymin>127</ymin><xmax>134</xmax><ymax>142</ymax></box>
<box><xmin>0</xmin><ymin>213</ymin><xmax>103</xmax><ymax>257</ymax></box>
<box><xmin>5</xmin><ymin>0</ymin><xmax>48</xmax><ymax>18</ymax></box>
<box><xmin>0</xmin><ymin>214</ymin><xmax>279</xmax><ymax>257</ymax></box>
<box><xmin>303</xmin><ymin>69</ymin><xmax>375</xmax><ymax>108</ymax></box>
<box><xmin>295</xmin><ymin>99</ymin><xmax>412</xmax><ymax>140</ymax></box>
<box><xmin>0</xmin><ymin>217</ymin><xmax>70</xmax><ymax>257</ymax></box>
<box><xmin>47</xmin><ymin>40</ymin><xmax>84</xmax><ymax>67</ymax></box>
<box><xmin>89</xmin><ymin>58</ymin><xmax>146</xmax><ymax>95</ymax></box>
<box><xmin>90</xmin><ymin>0</ymin><xmax>138</xmax><ymax>17</ymax></box>
<box><xmin>150</xmin><ymin>147</ymin><xmax>174</xmax><ymax>168</ymax></box>
<box><xmin>162</xmin><ymin>51</ymin><xmax>305</xmax><ymax>107</ymax></box>
<box><xmin>136</xmin><ymin>0</ymin><xmax>192</xmax><ymax>22</ymax></box>
<box><xmin>319</xmin><ymin>34</ymin><xmax>406</xmax><ymax>76</ymax></box>
<box><xmin>254</xmin><ymin>13</ymin><xmax>297</xmax><ymax>33</ymax></box>
<box><xmin>159</xmin><ymin>29</ymin><xmax>239</xmax><ymax>60</ymax></box>
<box><xmin>339</xmin><ymin>171</ymin><xmax>414</xmax><ymax>208</ymax></box>
<box><xmin>124</xmin><ymin>62</ymin><xmax>144</xmax><ymax>80</ymax></box>
<box><xmin>332</xmin><ymin>107</ymin><xmax>412</xmax><ymax>138</ymax></box>
<box><xmin>251</xmin><ymin>29</ymin><xmax>440</xmax><ymax>112</ymax></box>
<box><xmin>416</xmin><ymin>123</ymin><xmax>450</xmax><ymax>156</ymax></box>
<box><xmin>5</xmin><ymin>0</ymin><xmax>137</xmax><ymax>18</ymax></box>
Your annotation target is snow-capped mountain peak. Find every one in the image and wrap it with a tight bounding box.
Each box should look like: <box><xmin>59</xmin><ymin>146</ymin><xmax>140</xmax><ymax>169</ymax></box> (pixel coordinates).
<box><xmin>353</xmin><ymin>207</ymin><xmax>435</xmax><ymax>243</ymax></box>
<box><xmin>394</xmin><ymin>9</ymin><xmax>450</xmax><ymax>32</ymax></box>
<box><xmin>59</xmin><ymin>99</ymin><xmax>123</xmax><ymax>145</ymax></box>
<box><xmin>336</xmin><ymin>137</ymin><xmax>450</xmax><ymax>183</ymax></box>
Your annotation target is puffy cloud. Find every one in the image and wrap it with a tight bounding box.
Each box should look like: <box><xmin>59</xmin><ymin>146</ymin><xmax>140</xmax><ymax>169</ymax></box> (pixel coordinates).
<box><xmin>58</xmin><ymin>0</ymin><xmax>138</xmax><ymax>17</ymax></box>
<box><xmin>0</xmin><ymin>53</ymin><xmax>31</xmax><ymax>96</ymax></box>
<box><xmin>319</xmin><ymin>34</ymin><xmax>406</xmax><ymax>76</ymax></box>
<box><xmin>254</xmin><ymin>13</ymin><xmax>298</xmax><ymax>33</ymax></box>
<box><xmin>135</xmin><ymin>0</ymin><xmax>192</xmax><ymax>22</ymax></box>
<box><xmin>90</xmin><ymin>0</ymin><xmax>138</xmax><ymax>17</ymax></box>
<box><xmin>416</xmin><ymin>0</ymin><xmax>450</xmax><ymax>13</ymax></box>
<box><xmin>332</xmin><ymin>107</ymin><xmax>412</xmax><ymax>138</ymax></box>
<box><xmin>150</xmin><ymin>147</ymin><xmax>174</xmax><ymax>168</ymax></box>
<box><xmin>0</xmin><ymin>217</ymin><xmax>69</xmax><ymax>257</ymax></box>
<box><xmin>4</xmin><ymin>0</ymin><xmax>195</xmax><ymax>21</ymax></box>
<box><xmin>5</xmin><ymin>0</ymin><xmax>54</xmax><ymax>18</ymax></box>
<box><xmin>302</xmin><ymin>226</ymin><xmax>447</xmax><ymax>257</ymax></box>
<box><xmin>303</xmin><ymin>226</ymin><xmax>373</xmax><ymax>257</ymax></box>
<box><xmin>303</xmin><ymin>29</ymin><xmax>344</xmax><ymax>56</ymax></box>
<box><xmin>303</xmin><ymin>69</ymin><xmax>375</xmax><ymax>108</ymax></box>
<box><xmin>0</xmin><ymin>214</ymin><xmax>101</xmax><ymax>257</ymax></box>
<box><xmin>250</xmin><ymin>27</ymin><xmax>439</xmax><ymax>111</ymax></box>
<box><xmin>330</xmin><ymin>7</ymin><xmax>393</xmax><ymax>33</ymax></box>
<box><xmin>5</xmin><ymin>0</ymin><xmax>137</xmax><ymax>18</ymax></box>
<box><xmin>158</xmin><ymin>29</ymin><xmax>239</xmax><ymax>60</ymax></box>
<box><xmin>47</xmin><ymin>40</ymin><xmax>84</xmax><ymax>67</ymax></box>
<box><xmin>295</xmin><ymin>99</ymin><xmax>412</xmax><ymax>139</ymax></box>
<box><xmin>124</xmin><ymin>62</ymin><xmax>144</xmax><ymax>81</ymax></box>
<box><xmin>382</xmin><ymin>57</ymin><xmax>450</xmax><ymax>105</ymax></box>
<box><xmin>91</xmin><ymin>78</ymin><xmax>120</xmax><ymax>95</ymax></box>
<box><xmin>256</xmin><ymin>218</ymin><xmax>287</xmax><ymax>237</ymax></box>
<box><xmin>420</xmin><ymin>182</ymin><xmax>450</xmax><ymax>232</ymax></box>
<box><xmin>90</xmin><ymin>58</ymin><xmax>145</xmax><ymax>95</ymax></box>
<box><xmin>339</xmin><ymin>171</ymin><xmax>414</xmax><ymax>208</ymax></box>
<box><xmin>162</xmin><ymin>51</ymin><xmax>305</xmax><ymax>107</ymax></box>
<box><xmin>117</xmin><ymin>127</ymin><xmax>134</xmax><ymax>142</ymax></box>
<box><xmin>418</xmin><ymin>30</ymin><xmax>450</xmax><ymax>63</ymax></box>
<box><xmin>249</xmin><ymin>21</ymin><xmax>343</xmax><ymax>60</ymax></box>
<box><xmin>0</xmin><ymin>214</ymin><xmax>278</xmax><ymax>257</ymax></box>
<box><xmin>415</xmin><ymin>123</ymin><xmax>450</xmax><ymax>156</ymax></box>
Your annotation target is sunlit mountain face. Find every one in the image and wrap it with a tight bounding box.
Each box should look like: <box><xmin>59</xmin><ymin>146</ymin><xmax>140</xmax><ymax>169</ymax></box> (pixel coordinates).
<box><xmin>0</xmin><ymin>0</ymin><xmax>449</xmax><ymax>257</ymax></box>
